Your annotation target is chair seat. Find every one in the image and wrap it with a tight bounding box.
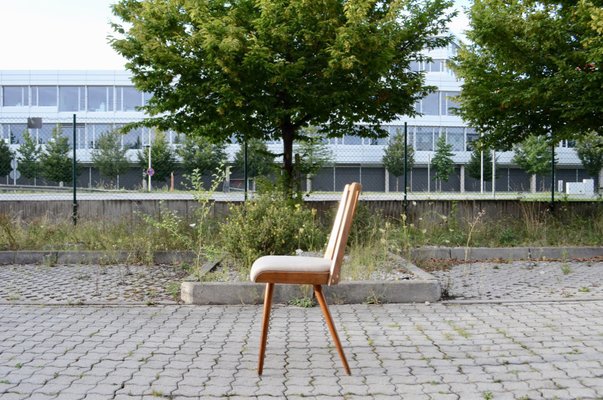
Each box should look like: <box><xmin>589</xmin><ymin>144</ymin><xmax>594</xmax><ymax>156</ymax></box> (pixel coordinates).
<box><xmin>250</xmin><ymin>255</ymin><xmax>332</xmax><ymax>285</ymax></box>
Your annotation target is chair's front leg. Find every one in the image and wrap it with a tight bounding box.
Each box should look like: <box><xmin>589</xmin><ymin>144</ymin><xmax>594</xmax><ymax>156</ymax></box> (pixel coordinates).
<box><xmin>258</xmin><ymin>282</ymin><xmax>274</xmax><ymax>375</ymax></box>
<box><xmin>313</xmin><ymin>285</ymin><xmax>351</xmax><ymax>375</ymax></box>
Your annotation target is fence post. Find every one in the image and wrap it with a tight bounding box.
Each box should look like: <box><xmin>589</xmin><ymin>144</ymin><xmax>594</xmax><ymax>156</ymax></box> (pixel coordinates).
<box><xmin>72</xmin><ymin>114</ymin><xmax>78</xmax><ymax>226</ymax></box>
<box><xmin>550</xmin><ymin>139</ymin><xmax>555</xmax><ymax>212</ymax></box>
<box><xmin>403</xmin><ymin>122</ymin><xmax>408</xmax><ymax>213</ymax></box>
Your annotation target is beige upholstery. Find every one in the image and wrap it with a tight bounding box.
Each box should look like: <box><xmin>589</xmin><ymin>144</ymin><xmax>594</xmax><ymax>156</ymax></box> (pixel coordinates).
<box><xmin>250</xmin><ymin>256</ymin><xmax>331</xmax><ymax>282</ymax></box>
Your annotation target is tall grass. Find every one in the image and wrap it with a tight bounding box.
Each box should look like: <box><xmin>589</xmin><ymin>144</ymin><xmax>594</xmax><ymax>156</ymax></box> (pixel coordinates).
<box><xmin>0</xmin><ymin>201</ymin><xmax>600</xmax><ymax>267</ymax></box>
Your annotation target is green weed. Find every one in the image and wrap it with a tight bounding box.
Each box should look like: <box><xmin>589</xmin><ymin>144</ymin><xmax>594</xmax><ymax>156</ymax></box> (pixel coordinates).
<box><xmin>289</xmin><ymin>296</ymin><xmax>315</xmax><ymax>308</ymax></box>
<box><xmin>561</xmin><ymin>263</ymin><xmax>572</xmax><ymax>275</ymax></box>
<box><xmin>166</xmin><ymin>282</ymin><xmax>181</xmax><ymax>300</ymax></box>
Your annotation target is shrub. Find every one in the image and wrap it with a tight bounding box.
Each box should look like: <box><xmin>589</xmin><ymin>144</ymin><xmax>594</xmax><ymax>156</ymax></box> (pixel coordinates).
<box><xmin>219</xmin><ymin>190</ymin><xmax>326</xmax><ymax>270</ymax></box>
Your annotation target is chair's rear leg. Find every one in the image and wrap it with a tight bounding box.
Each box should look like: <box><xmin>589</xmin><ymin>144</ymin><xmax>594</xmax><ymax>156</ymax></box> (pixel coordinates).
<box><xmin>313</xmin><ymin>285</ymin><xmax>351</xmax><ymax>375</ymax></box>
<box><xmin>258</xmin><ymin>283</ymin><xmax>274</xmax><ymax>375</ymax></box>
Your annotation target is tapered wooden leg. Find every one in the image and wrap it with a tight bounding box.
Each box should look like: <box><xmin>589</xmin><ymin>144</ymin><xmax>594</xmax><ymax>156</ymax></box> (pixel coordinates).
<box><xmin>313</xmin><ymin>285</ymin><xmax>351</xmax><ymax>375</ymax></box>
<box><xmin>258</xmin><ymin>283</ymin><xmax>274</xmax><ymax>375</ymax></box>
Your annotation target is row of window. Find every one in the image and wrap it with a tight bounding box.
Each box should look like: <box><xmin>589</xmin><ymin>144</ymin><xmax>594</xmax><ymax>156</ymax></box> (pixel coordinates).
<box><xmin>2</xmin><ymin>123</ymin><xmax>471</xmax><ymax>151</ymax></box>
<box><xmin>1</xmin><ymin>86</ymin><xmax>151</xmax><ymax>112</ymax></box>
<box><xmin>316</xmin><ymin>126</ymin><xmax>475</xmax><ymax>151</ymax></box>
<box><xmin>2</xmin><ymin>85</ymin><xmax>458</xmax><ymax>117</ymax></box>
<box><xmin>409</xmin><ymin>59</ymin><xmax>452</xmax><ymax>73</ymax></box>
<box><xmin>0</xmin><ymin>122</ymin><xmax>577</xmax><ymax>153</ymax></box>
<box><xmin>0</xmin><ymin>123</ymin><xmax>181</xmax><ymax>150</ymax></box>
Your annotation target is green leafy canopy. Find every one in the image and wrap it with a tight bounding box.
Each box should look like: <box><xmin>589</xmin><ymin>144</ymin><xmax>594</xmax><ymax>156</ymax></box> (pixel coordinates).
<box><xmin>111</xmin><ymin>0</ymin><xmax>455</xmax><ymax>185</ymax></box>
<box><xmin>512</xmin><ymin>135</ymin><xmax>555</xmax><ymax>176</ymax></box>
<box><xmin>452</xmin><ymin>0</ymin><xmax>603</xmax><ymax>149</ymax></box>
<box><xmin>575</xmin><ymin>131</ymin><xmax>603</xmax><ymax>179</ymax></box>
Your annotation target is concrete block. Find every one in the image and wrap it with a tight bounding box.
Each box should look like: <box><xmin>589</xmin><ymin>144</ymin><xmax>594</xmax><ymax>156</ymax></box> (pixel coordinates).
<box><xmin>181</xmin><ymin>279</ymin><xmax>441</xmax><ymax>305</ymax></box>
<box><xmin>451</xmin><ymin>247</ymin><xmax>531</xmax><ymax>261</ymax></box>
<box><xmin>410</xmin><ymin>247</ymin><xmax>451</xmax><ymax>260</ymax></box>
<box><xmin>153</xmin><ymin>251</ymin><xmax>195</xmax><ymax>265</ymax></box>
<box><xmin>529</xmin><ymin>246</ymin><xmax>603</xmax><ymax>260</ymax></box>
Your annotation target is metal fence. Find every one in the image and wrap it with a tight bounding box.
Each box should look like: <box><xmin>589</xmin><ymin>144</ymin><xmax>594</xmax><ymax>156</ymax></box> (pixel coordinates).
<box><xmin>0</xmin><ymin>115</ymin><xmax>599</xmax><ymax>205</ymax></box>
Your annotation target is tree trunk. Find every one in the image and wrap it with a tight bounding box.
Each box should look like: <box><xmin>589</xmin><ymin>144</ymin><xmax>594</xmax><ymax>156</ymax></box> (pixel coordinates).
<box><xmin>530</xmin><ymin>174</ymin><xmax>537</xmax><ymax>193</ymax></box>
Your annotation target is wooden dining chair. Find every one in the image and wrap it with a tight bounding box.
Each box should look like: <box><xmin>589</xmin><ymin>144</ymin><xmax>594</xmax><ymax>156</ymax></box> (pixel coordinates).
<box><xmin>249</xmin><ymin>182</ymin><xmax>362</xmax><ymax>375</ymax></box>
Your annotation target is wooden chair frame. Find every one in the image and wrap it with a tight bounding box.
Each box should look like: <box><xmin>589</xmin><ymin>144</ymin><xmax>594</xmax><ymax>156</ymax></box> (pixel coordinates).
<box><xmin>252</xmin><ymin>183</ymin><xmax>362</xmax><ymax>375</ymax></box>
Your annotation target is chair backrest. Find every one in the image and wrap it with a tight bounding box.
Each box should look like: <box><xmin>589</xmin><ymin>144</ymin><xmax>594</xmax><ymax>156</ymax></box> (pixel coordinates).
<box><xmin>324</xmin><ymin>182</ymin><xmax>362</xmax><ymax>286</ymax></box>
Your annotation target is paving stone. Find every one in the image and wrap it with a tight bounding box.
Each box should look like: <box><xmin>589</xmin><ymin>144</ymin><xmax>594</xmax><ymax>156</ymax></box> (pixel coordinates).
<box><xmin>1</xmin><ymin>261</ymin><xmax>603</xmax><ymax>399</ymax></box>
<box><xmin>0</xmin><ymin>265</ymin><xmax>187</xmax><ymax>305</ymax></box>
<box><xmin>432</xmin><ymin>261</ymin><xmax>603</xmax><ymax>301</ymax></box>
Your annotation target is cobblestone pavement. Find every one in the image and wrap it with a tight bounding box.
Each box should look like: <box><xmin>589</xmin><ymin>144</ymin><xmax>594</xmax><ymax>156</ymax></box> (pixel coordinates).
<box><xmin>1</xmin><ymin>301</ymin><xmax>603</xmax><ymax>399</ymax></box>
<box><xmin>430</xmin><ymin>260</ymin><xmax>603</xmax><ymax>301</ymax></box>
<box><xmin>2</xmin><ymin>260</ymin><xmax>603</xmax><ymax>398</ymax></box>
<box><xmin>0</xmin><ymin>265</ymin><xmax>188</xmax><ymax>305</ymax></box>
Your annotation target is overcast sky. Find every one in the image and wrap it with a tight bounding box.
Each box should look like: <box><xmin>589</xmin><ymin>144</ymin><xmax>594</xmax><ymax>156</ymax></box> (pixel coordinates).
<box><xmin>0</xmin><ymin>0</ymin><xmax>471</xmax><ymax>70</ymax></box>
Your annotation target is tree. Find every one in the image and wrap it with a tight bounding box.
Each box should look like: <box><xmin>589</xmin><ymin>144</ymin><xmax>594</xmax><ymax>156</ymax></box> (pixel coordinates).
<box><xmin>0</xmin><ymin>139</ymin><xmax>13</xmax><ymax>179</ymax></box>
<box><xmin>39</xmin><ymin>125</ymin><xmax>74</xmax><ymax>184</ymax></box>
<box><xmin>234</xmin><ymin>139</ymin><xmax>275</xmax><ymax>179</ymax></box>
<box><xmin>512</xmin><ymin>135</ymin><xmax>555</xmax><ymax>193</ymax></box>
<box><xmin>382</xmin><ymin>132</ymin><xmax>415</xmax><ymax>191</ymax></box>
<box><xmin>17</xmin><ymin>130</ymin><xmax>41</xmax><ymax>183</ymax></box>
<box><xmin>137</xmin><ymin>130</ymin><xmax>177</xmax><ymax>183</ymax></box>
<box><xmin>295</xmin><ymin>127</ymin><xmax>333</xmax><ymax>176</ymax></box>
<box><xmin>92</xmin><ymin>130</ymin><xmax>130</xmax><ymax>187</ymax></box>
<box><xmin>451</xmin><ymin>0</ymin><xmax>603</xmax><ymax>149</ymax></box>
<box><xmin>575</xmin><ymin>131</ymin><xmax>603</xmax><ymax>188</ymax></box>
<box><xmin>110</xmin><ymin>0</ymin><xmax>454</xmax><ymax>190</ymax></box>
<box><xmin>431</xmin><ymin>135</ymin><xmax>454</xmax><ymax>191</ymax></box>
<box><xmin>466</xmin><ymin>144</ymin><xmax>494</xmax><ymax>183</ymax></box>
<box><xmin>293</xmin><ymin>131</ymin><xmax>334</xmax><ymax>193</ymax></box>
<box><xmin>177</xmin><ymin>135</ymin><xmax>227</xmax><ymax>176</ymax></box>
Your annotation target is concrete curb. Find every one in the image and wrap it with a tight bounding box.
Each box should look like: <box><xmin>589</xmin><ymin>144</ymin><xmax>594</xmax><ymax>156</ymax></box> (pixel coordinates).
<box><xmin>410</xmin><ymin>246</ymin><xmax>603</xmax><ymax>261</ymax></box>
<box><xmin>181</xmin><ymin>279</ymin><xmax>441</xmax><ymax>305</ymax></box>
<box><xmin>0</xmin><ymin>251</ymin><xmax>196</xmax><ymax>265</ymax></box>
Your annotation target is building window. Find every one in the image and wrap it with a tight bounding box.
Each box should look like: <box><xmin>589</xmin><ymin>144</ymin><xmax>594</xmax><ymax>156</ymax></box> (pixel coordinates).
<box><xmin>416</xmin><ymin>126</ymin><xmax>434</xmax><ymax>151</ymax></box>
<box><xmin>3</xmin><ymin>86</ymin><xmax>28</xmax><ymax>106</ymax></box>
<box><xmin>466</xmin><ymin>128</ymin><xmax>479</xmax><ymax>151</ymax></box>
<box><xmin>343</xmin><ymin>135</ymin><xmax>362</xmax><ymax>145</ymax></box>
<box><xmin>59</xmin><ymin>86</ymin><xmax>84</xmax><ymax>111</ymax></box>
<box><xmin>440</xmin><ymin>91</ymin><xmax>460</xmax><ymax>116</ymax></box>
<box><xmin>409</xmin><ymin>61</ymin><xmax>421</xmax><ymax>72</ymax></box>
<box><xmin>446</xmin><ymin>127</ymin><xmax>464</xmax><ymax>151</ymax></box>
<box><xmin>143</xmin><ymin>92</ymin><xmax>153</xmax><ymax>105</ymax></box>
<box><xmin>33</xmin><ymin>86</ymin><xmax>58</xmax><ymax>106</ymax></box>
<box><xmin>117</xmin><ymin>86</ymin><xmax>143</xmax><ymax>111</ymax></box>
<box><xmin>3</xmin><ymin>123</ymin><xmax>27</xmax><ymax>144</ymax></box>
<box><xmin>422</xmin><ymin>92</ymin><xmax>440</xmax><ymax>115</ymax></box>
<box><xmin>87</xmin><ymin>86</ymin><xmax>114</xmax><ymax>111</ymax></box>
